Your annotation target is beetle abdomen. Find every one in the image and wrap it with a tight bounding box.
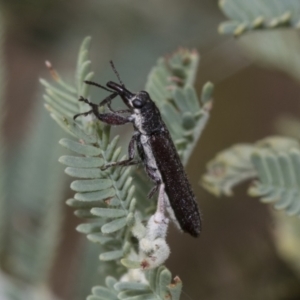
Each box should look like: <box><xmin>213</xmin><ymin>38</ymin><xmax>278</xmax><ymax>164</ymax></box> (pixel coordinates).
<box><xmin>147</xmin><ymin>130</ymin><xmax>201</xmax><ymax>237</ymax></box>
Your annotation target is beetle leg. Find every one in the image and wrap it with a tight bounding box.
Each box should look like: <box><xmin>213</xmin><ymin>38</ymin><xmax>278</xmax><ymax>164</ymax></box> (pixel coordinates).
<box><xmin>102</xmin><ymin>133</ymin><xmax>140</xmax><ymax>170</ymax></box>
<box><xmin>147</xmin><ymin>184</ymin><xmax>160</xmax><ymax>199</ymax></box>
<box><xmin>98</xmin><ymin>92</ymin><xmax>118</xmax><ymax>112</ymax></box>
<box><xmin>74</xmin><ymin>94</ymin><xmax>118</xmax><ymax>119</ymax></box>
<box><xmin>156</xmin><ymin>184</ymin><xmax>167</xmax><ymax>215</ymax></box>
<box><xmin>73</xmin><ymin>97</ymin><xmax>96</xmax><ymax>119</ymax></box>
<box><xmin>74</xmin><ymin>96</ymin><xmax>132</xmax><ymax>125</ymax></box>
<box><xmin>73</xmin><ymin>109</ymin><xmax>93</xmax><ymax>119</ymax></box>
<box><xmin>94</xmin><ymin>112</ymin><xmax>131</xmax><ymax>125</ymax></box>
<box><xmin>144</xmin><ymin>165</ymin><xmax>161</xmax><ymax>199</ymax></box>
<box><xmin>100</xmin><ymin>95</ymin><xmax>131</xmax><ymax>114</ymax></box>
<box><xmin>110</xmin><ymin>108</ymin><xmax>132</xmax><ymax>114</ymax></box>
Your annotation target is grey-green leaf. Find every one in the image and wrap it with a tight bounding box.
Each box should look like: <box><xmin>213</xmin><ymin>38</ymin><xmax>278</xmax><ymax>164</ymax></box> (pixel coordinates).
<box><xmin>66</xmin><ymin>198</ymin><xmax>104</xmax><ymax>208</ymax></box>
<box><xmin>76</xmin><ymin>222</ymin><xmax>103</xmax><ymax>234</ymax></box>
<box><xmin>92</xmin><ymin>286</ymin><xmax>117</xmax><ymax>299</ymax></box>
<box><xmin>101</xmin><ymin>217</ymin><xmax>127</xmax><ymax>234</ymax></box>
<box><xmin>87</xmin><ymin>233</ymin><xmax>113</xmax><ymax>245</ymax></box>
<box><xmin>65</xmin><ymin>167</ymin><xmax>102</xmax><ymax>178</ymax></box>
<box><xmin>100</xmin><ymin>250</ymin><xmax>123</xmax><ymax>261</ymax></box>
<box><xmin>120</xmin><ymin>258</ymin><xmax>140</xmax><ymax>269</ymax></box>
<box><xmin>168</xmin><ymin>277</ymin><xmax>182</xmax><ymax>300</ymax></box>
<box><xmin>62</xmin><ymin>117</ymin><xmax>98</xmax><ymax>143</ymax></box>
<box><xmin>114</xmin><ymin>282</ymin><xmax>150</xmax><ymax>292</ymax></box>
<box><xmin>201</xmin><ymin>81</ymin><xmax>214</xmax><ymax>104</ymax></box>
<box><xmin>118</xmin><ymin>291</ymin><xmax>156</xmax><ymax>300</ymax></box>
<box><xmin>59</xmin><ymin>156</ymin><xmax>104</xmax><ymax>168</ymax></box>
<box><xmin>218</xmin><ymin>0</ymin><xmax>300</xmax><ymax>36</ymax></box>
<box><xmin>71</xmin><ymin>179</ymin><xmax>112</xmax><ymax>192</ymax></box>
<box><xmin>74</xmin><ymin>188</ymin><xmax>115</xmax><ymax>202</ymax></box>
<box><xmin>59</xmin><ymin>138</ymin><xmax>102</xmax><ymax>156</ymax></box>
<box><xmin>91</xmin><ymin>207</ymin><xmax>127</xmax><ymax>218</ymax></box>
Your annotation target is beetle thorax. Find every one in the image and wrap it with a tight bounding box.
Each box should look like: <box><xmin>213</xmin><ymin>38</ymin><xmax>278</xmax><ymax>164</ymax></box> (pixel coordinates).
<box><xmin>131</xmin><ymin>102</ymin><xmax>164</xmax><ymax>135</ymax></box>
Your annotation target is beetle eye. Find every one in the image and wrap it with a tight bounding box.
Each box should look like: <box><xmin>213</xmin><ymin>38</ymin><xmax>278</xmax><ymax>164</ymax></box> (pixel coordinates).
<box><xmin>132</xmin><ymin>99</ymin><xmax>143</xmax><ymax>108</ymax></box>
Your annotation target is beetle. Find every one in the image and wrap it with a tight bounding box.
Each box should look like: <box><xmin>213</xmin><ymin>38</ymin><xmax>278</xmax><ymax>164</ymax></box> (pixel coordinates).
<box><xmin>74</xmin><ymin>62</ymin><xmax>201</xmax><ymax>237</ymax></box>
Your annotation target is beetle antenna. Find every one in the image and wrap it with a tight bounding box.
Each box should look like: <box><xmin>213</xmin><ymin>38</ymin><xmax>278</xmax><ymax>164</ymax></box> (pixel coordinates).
<box><xmin>84</xmin><ymin>80</ymin><xmax>114</xmax><ymax>93</ymax></box>
<box><xmin>110</xmin><ymin>60</ymin><xmax>124</xmax><ymax>86</ymax></box>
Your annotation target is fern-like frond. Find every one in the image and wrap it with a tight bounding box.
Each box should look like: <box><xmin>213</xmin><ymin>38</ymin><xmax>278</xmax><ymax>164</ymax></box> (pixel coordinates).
<box><xmin>59</xmin><ymin>121</ymin><xmax>136</xmax><ymax>277</ymax></box>
<box><xmin>42</xmin><ymin>39</ymin><xmax>134</xmax><ymax>277</ymax></box>
<box><xmin>249</xmin><ymin>148</ymin><xmax>300</xmax><ymax>215</ymax></box>
<box><xmin>202</xmin><ymin>136</ymin><xmax>300</xmax><ymax>216</ymax></box>
<box><xmin>146</xmin><ymin>49</ymin><xmax>214</xmax><ymax>164</ymax></box>
<box><xmin>41</xmin><ymin>37</ymin><xmax>212</xmax><ymax>299</ymax></box>
<box><xmin>39</xmin><ymin>37</ymin><xmax>149</xmax><ymax>296</ymax></box>
<box><xmin>40</xmin><ymin>36</ymin><xmax>93</xmax><ymax>134</ymax></box>
<box><xmin>202</xmin><ymin>143</ymin><xmax>257</xmax><ymax>196</ymax></box>
<box><xmin>88</xmin><ymin>267</ymin><xmax>182</xmax><ymax>300</ymax></box>
<box><xmin>218</xmin><ymin>0</ymin><xmax>300</xmax><ymax>36</ymax></box>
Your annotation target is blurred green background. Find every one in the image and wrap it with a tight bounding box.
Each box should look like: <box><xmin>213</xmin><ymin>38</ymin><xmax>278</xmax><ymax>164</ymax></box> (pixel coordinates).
<box><xmin>1</xmin><ymin>0</ymin><xmax>300</xmax><ymax>299</ymax></box>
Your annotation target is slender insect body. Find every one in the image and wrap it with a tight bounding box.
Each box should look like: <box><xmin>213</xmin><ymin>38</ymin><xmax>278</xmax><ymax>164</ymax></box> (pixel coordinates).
<box><xmin>146</xmin><ymin>129</ymin><xmax>201</xmax><ymax>237</ymax></box>
<box><xmin>74</xmin><ymin>73</ymin><xmax>201</xmax><ymax>237</ymax></box>
<box><xmin>137</xmin><ymin>137</ymin><xmax>181</xmax><ymax>230</ymax></box>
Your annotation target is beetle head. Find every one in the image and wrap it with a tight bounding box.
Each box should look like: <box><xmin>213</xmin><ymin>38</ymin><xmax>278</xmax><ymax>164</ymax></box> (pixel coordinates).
<box><xmin>107</xmin><ymin>81</ymin><xmax>150</xmax><ymax>110</ymax></box>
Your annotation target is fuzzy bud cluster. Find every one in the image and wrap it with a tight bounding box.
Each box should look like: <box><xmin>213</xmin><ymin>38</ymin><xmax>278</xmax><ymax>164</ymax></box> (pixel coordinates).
<box><xmin>132</xmin><ymin>184</ymin><xmax>170</xmax><ymax>269</ymax></box>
